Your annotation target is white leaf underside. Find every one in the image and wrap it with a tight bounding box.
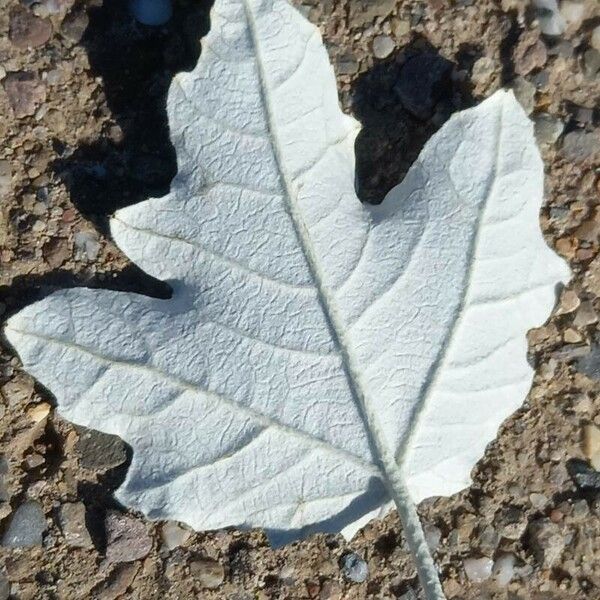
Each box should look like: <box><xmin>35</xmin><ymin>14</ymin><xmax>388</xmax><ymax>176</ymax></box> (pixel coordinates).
<box><xmin>5</xmin><ymin>0</ymin><xmax>569</xmax><ymax>593</ymax></box>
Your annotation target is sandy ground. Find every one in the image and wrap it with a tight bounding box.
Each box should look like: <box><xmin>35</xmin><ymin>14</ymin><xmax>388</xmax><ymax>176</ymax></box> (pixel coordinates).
<box><xmin>1</xmin><ymin>0</ymin><xmax>600</xmax><ymax>598</ymax></box>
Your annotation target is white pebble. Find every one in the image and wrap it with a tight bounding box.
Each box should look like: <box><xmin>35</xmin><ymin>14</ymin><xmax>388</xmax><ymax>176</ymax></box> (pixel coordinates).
<box><xmin>463</xmin><ymin>556</ymin><xmax>493</xmax><ymax>583</ymax></box>
<box><xmin>532</xmin><ymin>0</ymin><xmax>565</xmax><ymax>36</ymax></box>
<box><xmin>493</xmin><ymin>553</ymin><xmax>515</xmax><ymax>586</ymax></box>
<box><xmin>129</xmin><ymin>0</ymin><xmax>172</xmax><ymax>26</ymax></box>
<box><xmin>372</xmin><ymin>35</ymin><xmax>395</xmax><ymax>60</ymax></box>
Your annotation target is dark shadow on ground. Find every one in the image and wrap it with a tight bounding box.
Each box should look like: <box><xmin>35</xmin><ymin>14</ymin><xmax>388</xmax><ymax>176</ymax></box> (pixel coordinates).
<box><xmin>52</xmin><ymin>0</ymin><xmax>213</xmax><ymax>230</ymax></box>
<box><xmin>352</xmin><ymin>35</ymin><xmax>474</xmax><ymax>205</ymax></box>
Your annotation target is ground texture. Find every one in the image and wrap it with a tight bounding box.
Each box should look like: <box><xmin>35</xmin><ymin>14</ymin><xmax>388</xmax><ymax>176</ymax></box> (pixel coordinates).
<box><xmin>1</xmin><ymin>0</ymin><xmax>600</xmax><ymax>598</ymax></box>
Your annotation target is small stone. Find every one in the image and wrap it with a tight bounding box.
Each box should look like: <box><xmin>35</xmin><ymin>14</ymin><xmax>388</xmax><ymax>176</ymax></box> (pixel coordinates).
<box><xmin>341</xmin><ymin>552</ymin><xmax>368</xmax><ymax>583</ymax></box>
<box><xmin>2</xmin><ymin>72</ymin><xmax>47</xmax><ymax>118</ymax></box>
<box><xmin>583</xmin><ymin>49</ymin><xmax>600</xmax><ymax>78</ymax></box>
<box><xmin>0</xmin><ymin>572</ymin><xmax>8</xmax><ymax>600</ymax></box>
<box><xmin>492</xmin><ymin>553</ymin><xmax>515</xmax><ymax>586</ymax></box>
<box><xmin>582</xmin><ymin>424</ymin><xmax>600</xmax><ymax>470</ymax></box>
<box><xmin>129</xmin><ymin>0</ymin><xmax>173</xmax><ymax>26</ymax></box>
<box><xmin>573</xmin><ymin>302</ymin><xmax>597</xmax><ymax>327</ymax></box>
<box><xmin>530</xmin><ymin>492</ymin><xmax>549</xmax><ymax>510</ymax></box>
<box><xmin>471</xmin><ymin>56</ymin><xmax>497</xmax><ymax>88</ymax></box>
<box><xmin>528</xmin><ymin>518</ymin><xmax>565</xmax><ymax>567</ymax></box>
<box><xmin>394</xmin><ymin>53</ymin><xmax>453</xmax><ymax>120</ymax></box>
<box><xmin>556</xmin><ymin>289</ymin><xmax>580</xmax><ymax>315</ymax></box>
<box><xmin>424</xmin><ymin>524</ymin><xmax>442</xmax><ymax>552</ymax></box>
<box><xmin>592</xmin><ymin>26</ymin><xmax>600</xmax><ymax>51</ymax></box>
<box><xmin>495</xmin><ymin>506</ymin><xmax>527</xmax><ymax>540</ymax></box>
<box><xmin>75</xmin><ymin>426</ymin><xmax>128</xmax><ymax>471</ymax></box>
<box><xmin>510</xmin><ymin>76</ymin><xmax>536</xmax><ymax>115</ymax></box>
<box><xmin>532</xmin><ymin>0</ymin><xmax>565</xmax><ymax>36</ymax></box>
<box><xmin>560</xmin><ymin>1</ymin><xmax>586</xmax><ymax>29</ymax></box>
<box><xmin>0</xmin><ymin>161</ymin><xmax>11</xmax><ymax>197</ymax></box>
<box><xmin>514</xmin><ymin>36</ymin><xmax>547</xmax><ymax>76</ymax></box>
<box><xmin>568</xmin><ymin>459</ymin><xmax>600</xmax><ymax>490</ymax></box>
<box><xmin>1</xmin><ymin>500</ymin><xmax>46</xmax><ymax>548</ymax></box>
<box><xmin>571</xmin><ymin>499</ymin><xmax>589</xmax><ymax>520</ymax></box>
<box><xmin>336</xmin><ymin>54</ymin><xmax>359</xmax><ymax>76</ymax></box>
<box><xmin>564</xmin><ymin>328</ymin><xmax>583</xmax><ymax>343</ymax></box>
<box><xmin>392</xmin><ymin>18</ymin><xmax>411</xmax><ymax>39</ymax></box>
<box><xmin>60</xmin><ymin>9</ymin><xmax>89</xmax><ymax>43</ymax></box>
<box><xmin>105</xmin><ymin>511</ymin><xmax>152</xmax><ymax>563</ymax></box>
<box><xmin>189</xmin><ymin>558</ymin><xmax>225</xmax><ymax>589</ymax></box>
<box><xmin>43</xmin><ymin>237</ymin><xmax>71</xmax><ymax>269</ymax></box>
<box><xmin>94</xmin><ymin>564</ymin><xmax>139</xmax><ymax>600</ymax></box>
<box><xmin>561</xmin><ymin>130</ymin><xmax>600</xmax><ymax>163</ymax></box>
<box><xmin>534</xmin><ymin>113</ymin><xmax>565</xmax><ymax>146</ymax></box>
<box><xmin>59</xmin><ymin>502</ymin><xmax>93</xmax><ymax>548</ymax></box>
<box><xmin>160</xmin><ymin>521</ymin><xmax>191</xmax><ymax>550</ymax></box>
<box><xmin>372</xmin><ymin>35</ymin><xmax>395</xmax><ymax>60</ymax></box>
<box><xmin>74</xmin><ymin>230</ymin><xmax>101</xmax><ymax>261</ymax></box>
<box><xmin>9</xmin><ymin>7</ymin><xmax>52</xmax><ymax>49</ymax></box>
<box><xmin>463</xmin><ymin>557</ymin><xmax>493</xmax><ymax>583</ymax></box>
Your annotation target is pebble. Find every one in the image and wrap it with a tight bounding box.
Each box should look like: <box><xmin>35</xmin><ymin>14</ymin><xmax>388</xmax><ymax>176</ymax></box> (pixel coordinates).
<box><xmin>189</xmin><ymin>558</ymin><xmax>225</xmax><ymax>589</ymax></box>
<box><xmin>561</xmin><ymin>130</ymin><xmax>600</xmax><ymax>163</ymax></box>
<box><xmin>528</xmin><ymin>518</ymin><xmax>565</xmax><ymax>567</ymax></box>
<box><xmin>582</xmin><ymin>424</ymin><xmax>600</xmax><ymax>470</ymax></box>
<box><xmin>60</xmin><ymin>9</ymin><xmax>89</xmax><ymax>44</ymax></box>
<box><xmin>583</xmin><ymin>49</ymin><xmax>600</xmax><ymax>79</ymax></box>
<box><xmin>394</xmin><ymin>53</ymin><xmax>453</xmax><ymax>120</ymax></box>
<box><xmin>568</xmin><ymin>458</ymin><xmax>600</xmax><ymax>490</ymax></box>
<box><xmin>340</xmin><ymin>552</ymin><xmax>368</xmax><ymax>583</ymax></box>
<box><xmin>129</xmin><ymin>0</ymin><xmax>172</xmax><ymax>26</ymax></box>
<box><xmin>574</xmin><ymin>302</ymin><xmax>597</xmax><ymax>327</ymax></box>
<box><xmin>94</xmin><ymin>564</ymin><xmax>139</xmax><ymax>600</ymax></box>
<box><xmin>556</xmin><ymin>289</ymin><xmax>580</xmax><ymax>314</ymax></box>
<box><xmin>9</xmin><ymin>7</ymin><xmax>52</xmax><ymax>49</ymax></box>
<box><xmin>531</xmin><ymin>0</ymin><xmax>565</xmax><ymax>36</ymax></box>
<box><xmin>160</xmin><ymin>521</ymin><xmax>190</xmax><ymax>550</ymax></box>
<box><xmin>534</xmin><ymin>113</ymin><xmax>564</xmax><ymax>147</ymax></box>
<box><xmin>58</xmin><ymin>502</ymin><xmax>93</xmax><ymax>548</ymax></box>
<box><xmin>530</xmin><ymin>492</ymin><xmax>549</xmax><ymax>510</ymax></box>
<box><xmin>1</xmin><ymin>500</ymin><xmax>46</xmax><ymax>548</ymax></box>
<box><xmin>471</xmin><ymin>56</ymin><xmax>497</xmax><ymax>88</ymax></box>
<box><xmin>105</xmin><ymin>511</ymin><xmax>152</xmax><ymax>563</ymax></box>
<box><xmin>336</xmin><ymin>54</ymin><xmax>359</xmax><ymax>75</ymax></box>
<box><xmin>74</xmin><ymin>231</ymin><xmax>101</xmax><ymax>261</ymax></box>
<box><xmin>423</xmin><ymin>524</ymin><xmax>442</xmax><ymax>552</ymax></box>
<box><xmin>372</xmin><ymin>35</ymin><xmax>395</xmax><ymax>59</ymax></box>
<box><xmin>510</xmin><ymin>76</ymin><xmax>536</xmax><ymax>115</ymax></box>
<box><xmin>571</xmin><ymin>499</ymin><xmax>589</xmax><ymax>520</ymax></box>
<box><xmin>560</xmin><ymin>1</ymin><xmax>586</xmax><ymax>29</ymax></box>
<box><xmin>75</xmin><ymin>426</ymin><xmax>128</xmax><ymax>471</ymax></box>
<box><xmin>0</xmin><ymin>573</ymin><xmax>8</xmax><ymax>600</ymax></box>
<box><xmin>495</xmin><ymin>506</ymin><xmax>527</xmax><ymax>540</ymax></box>
<box><xmin>2</xmin><ymin>72</ymin><xmax>47</xmax><ymax>119</ymax></box>
<box><xmin>492</xmin><ymin>553</ymin><xmax>515</xmax><ymax>586</ymax></box>
<box><xmin>592</xmin><ymin>26</ymin><xmax>600</xmax><ymax>52</ymax></box>
<box><xmin>514</xmin><ymin>37</ymin><xmax>547</xmax><ymax>76</ymax></box>
<box><xmin>43</xmin><ymin>237</ymin><xmax>71</xmax><ymax>269</ymax></box>
<box><xmin>0</xmin><ymin>161</ymin><xmax>11</xmax><ymax>197</ymax></box>
<box><xmin>463</xmin><ymin>556</ymin><xmax>493</xmax><ymax>583</ymax></box>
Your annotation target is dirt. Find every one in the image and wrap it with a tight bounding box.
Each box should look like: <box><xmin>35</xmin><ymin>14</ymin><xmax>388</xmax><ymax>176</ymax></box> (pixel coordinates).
<box><xmin>0</xmin><ymin>0</ymin><xmax>599</xmax><ymax>598</ymax></box>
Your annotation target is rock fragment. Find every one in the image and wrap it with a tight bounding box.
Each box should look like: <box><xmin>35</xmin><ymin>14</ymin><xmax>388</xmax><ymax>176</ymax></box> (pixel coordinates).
<box><xmin>105</xmin><ymin>511</ymin><xmax>152</xmax><ymax>563</ymax></box>
<box><xmin>2</xmin><ymin>72</ymin><xmax>47</xmax><ymax>118</ymax></box>
<box><xmin>492</xmin><ymin>553</ymin><xmax>515</xmax><ymax>586</ymax></box>
<box><xmin>340</xmin><ymin>552</ymin><xmax>368</xmax><ymax>583</ymax></box>
<box><xmin>510</xmin><ymin>76</ymin><xmax>536</xmax><ymax>115</ymax></box>
<box><xmin>189</xmin><ymin>558</ymin><xmax>225</xmax><ymax>589</ymax></box>
<box><xmin>561</xmin><ymin>130</ymin><xmax>600</xmax><ymax>163</ymax></box>
<box><xmin>60</xmin><ymin>9</ymin><xmax>89</xmax><ymax>44</ymax></box>
<box><xmin>58</xmin><ymin>502</ymin><xmax>93</xmax><ymax>548</ymax></box>
<box><xmin>9</xmin><ymin>7</ymin><xmax>52</xmax><ymax>49</ymax></box>
<box><xmin>531</xmin><ymin>0</ymin><xmax>565</xmax><ymax>36</ymax></box>
<box><xmin>463</xmin><ymin>556</ymin><xmax>493</xmax><ymax>583</ymax></box>
<box><xmin>1</xmin><ymin>500</ymin><xmax>46</xmax><ymax>548</ymax></box>
<box><xmin>160</xmin><ymin>521</ymin><xmax>191</xmax><ymax>550</ymax></box>
<box><xmin>528</xmin><ymin>518</ymin><xmax>565</xmax><ymax>567</ymax></box>
<box><xmin>372</xmin><ymin>35</ymin><xmax>395</xmax><ymax>59</ymax></box>
<box><xmin>75</xmin><ymin>426</ymin><xmax>128</xmax><ymax>471</ymax></box>
<box><xmin>582</xmin><ymin>424</ymin><xmax>600</xmax><ymax>470</ymax></box>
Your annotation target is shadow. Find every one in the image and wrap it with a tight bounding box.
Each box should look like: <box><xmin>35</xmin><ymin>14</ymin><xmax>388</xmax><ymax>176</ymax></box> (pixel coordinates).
<box><xmin>263</xmin><ymin>477</ymin><xmax>388</xmax><ymax>547</ymax></box>
<box><xmin>352</xmin><ymin>36</ymin><xmax>474</xmax><ymax>204</ymax></box>
<box><xmin>52</xmin><ymin>0</ymin><xmax>213</xmax><ymax>233</ymax></box>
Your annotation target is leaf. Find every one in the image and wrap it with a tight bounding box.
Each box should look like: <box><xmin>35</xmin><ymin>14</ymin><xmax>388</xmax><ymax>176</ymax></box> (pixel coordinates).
<box><xmin>4</xmin><ymin>0</ymin><xmax>569</xmax><ymax>596</ymax></box>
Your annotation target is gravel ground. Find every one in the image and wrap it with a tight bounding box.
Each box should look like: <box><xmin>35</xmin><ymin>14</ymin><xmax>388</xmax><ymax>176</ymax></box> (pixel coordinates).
<box><xmin>1</xmin><ymin>0</ymin><xmax>600</xmax><ymax>598</ymax></box>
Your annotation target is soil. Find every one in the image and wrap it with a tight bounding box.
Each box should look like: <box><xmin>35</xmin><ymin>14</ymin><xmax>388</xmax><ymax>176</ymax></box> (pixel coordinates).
<box><xmin>1</xmin><ymin>0</ymin><xmax>600</xmax><ymax>599</ymax></box>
